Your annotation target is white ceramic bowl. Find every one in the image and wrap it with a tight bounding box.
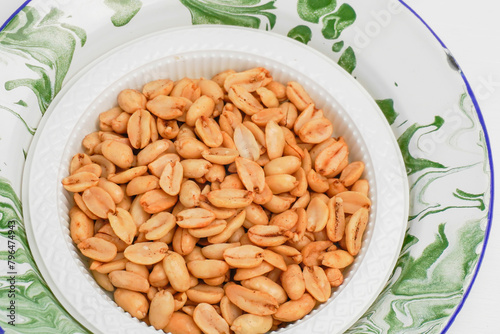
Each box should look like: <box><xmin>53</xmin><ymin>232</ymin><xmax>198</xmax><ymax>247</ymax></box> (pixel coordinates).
<box><xmin>23</xmin><ymin>26</ymin><xmax>408</xmax><ymax>334</ymax></box>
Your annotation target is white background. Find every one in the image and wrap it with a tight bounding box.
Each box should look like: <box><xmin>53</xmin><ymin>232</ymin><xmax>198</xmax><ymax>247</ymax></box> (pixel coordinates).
<box><xmin>1</xmin><ymin>1</ymin><xmax>499</xmax><ymax>333</ymax></box>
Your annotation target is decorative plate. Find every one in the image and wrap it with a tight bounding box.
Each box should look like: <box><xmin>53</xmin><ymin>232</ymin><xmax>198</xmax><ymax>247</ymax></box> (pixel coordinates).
<box><xmin>0</xmin><ymin>1</ymin><xmax>492</xmax><ymax>333</ymax></box>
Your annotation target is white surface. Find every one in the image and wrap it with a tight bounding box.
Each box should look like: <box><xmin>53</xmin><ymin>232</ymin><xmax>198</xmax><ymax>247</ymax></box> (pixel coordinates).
<box><xmin>2</xmin><ymin>1</ymin><xmax>499</xmax><ymax>333</ymax></box>
<box><xmin>22</xmin><ymin>26</ymin><xmax>408</xmax><ymax>334</ymax></box>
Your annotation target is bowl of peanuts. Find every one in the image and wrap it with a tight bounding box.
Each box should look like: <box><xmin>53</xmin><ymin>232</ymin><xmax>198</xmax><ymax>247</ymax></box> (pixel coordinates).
<box><xmin>23</xmin><ymin>26</ymin><xmax>408</xmax><ymax>334</ymax></box>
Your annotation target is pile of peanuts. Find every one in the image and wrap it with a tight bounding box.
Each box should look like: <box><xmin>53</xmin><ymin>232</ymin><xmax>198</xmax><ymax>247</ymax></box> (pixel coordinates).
<box><xmin>62</xmin><ymin>67</ymin><xmax>371</xmax><ymax>334</ymax></box>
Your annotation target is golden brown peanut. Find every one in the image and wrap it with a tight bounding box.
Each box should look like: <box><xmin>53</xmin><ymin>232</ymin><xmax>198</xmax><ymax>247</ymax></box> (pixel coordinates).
<box><xmin>159</xmin><ymin>161</ymin><xmax>183</xmax><ymax>196</ymax></box>
<box><xmin>345</xmin><ymin>207</ymin><xmax>369</xmax><ymax>256</ymax></box>
<box><xmin>177</xmin><ymin>208</ymin><xmax>215</xmax><ymax>229</ymax></box>
<box><xmin>269</xmin><ymin>210</ymin><xmax>298</xmax><ymax>230</ymax></box>
<box><xmin>315</xmin><ymin>140</ymin><xmax>349</xmax><ymax>176</ymax></box>
<box><xmin>172</xmin><ymin>227</ymin><xmax>198</xmax><ymax>255</ymax></box>
<box><xmin>199</xmin><ymin>79</ymin><xmax>224</xmax><ymax>103</ymax></box>
<box><xmin>179</xmin><ymin>180</ymin><xmax>201</xmax><ymax>208</ymax></box>
<box><xmin>268</xmin><ymin>245</ymin><xmax>302</xmax><ymax>263</ymax></box>
<box><xmin>351</xmin><ymin>179</ymin><xmax>369</xmax><ymax>196</ymax></box>
<box><xmin>187</xmin><ymin>260</ymin><xmax>229</xmax><ymax>279</ymax></box>
<box><xmin>171</xmin><ymin>78</ymin><xmax>201</xmax><ymax>102</ymax></box>
<box><xmin>92</xmin><ymin>270</ymin><xmax>114</xmax><ymax>292</ymax></box>
<box><xmin>139</xmin><ymin>212</ymin><xmax>176</xmax><ymax>240</ymax></box>
<box><xmin>195</xmin><ymin>116</ymin><xmax>223</xmax><ymax>148</ymax></box>
<box><xmin>136</xmin><ymin>140</ymin><xmax>170</xmax><ymax>166</ymax></box>
<box><xmin>72</xmin><ymin>163</ymin><xmax>102</xmax><ymax>177</ymax></box>
<box><xmin>233</xmin><ymin>124</ymin><xmax>260</xmax><ymax>161</ymax></box>
<box><xmin>99</xmin><ymin>107</ymin><xmax>122</xmax><ymax>131</ymax></box>
<box><xmin>90</xmin><ymin>155</ymin><xmax>116</xmax><ymax>179</ymax></box>
<box><xmin>327</xmin><ymin>178</ymin><xmax>348</xmax><ymax>197</ymax></box>
<box><xmin>266</xmin><ymin>81</ymin><xmax>287</xmax><ymax>101</ymax></box>
<box><xmin>108</xmin><ymin>166</ymin><xmax>148</xmax><ymax>184</ymax></box>
<box><xmin>109</xmin><ymin>111</ymin><xmax>131</xmax><ymax>134</ymax></box>
<box><xmin>95</xmin><ymin>225</ymin><xmax>128</xmax><ymax>252</ymax></box>
<box><xmin>205</xmin><ymin>164</ymin><xmax>226</xmax><ymax>183</ymax></box>
<box><xmin>234</xmin><ymin>157</ymin><xmax>265</xmax><ymax>193</ymax></box>
<box><xmin>202</xmin><ymin>147</ymin><xmax>239</xmax><ymax>165</ymax></box>
<box><xmin>124</xmin><ymin>242</ymin><xmax>168</xmax><ymax>265</ymax></box>
<box><xmin>231</xmin><ymin>314</ymin><xmax>273</xmax><ymax>334</ymax></box>
<box><xmin>78</xmin><ymin>237</ymin><xmax>117</xmax><ymax>262</ymax></box>
<box><xmin>251</xmin><ymin>108</ymin><xmax>284</xmax><ymax>127</ymax></box>
<box><xmin>262</xmin><ymin>249</ymin><xmax>287</xmax><ymax>271</ymax></box>
<box><xmin>241</xmin><ymin>276</ymin><xmax>287</xmax><ymax>304</ymax></box>
<box><xmin>187</xmin><ymin>284</ymin><xmax>224</xmax><ymax>304</ymax></box>
<box><xmin>108</xmin><ymin>270</ymin><xmax>150</xmax><ymax>293</ymax></box>
<box><xmin>223</xmin><ymin>245</ymin><xmax>265</xmax><ymax>268</ymax></box>
<box><xmin>189</xmin><ymin>219</ymin><xmax>227</xmax><ymax>238</ymax></box>
<box><xmin>82</xmin><ymin>186</ymin><xmax>116</xmax><ymax>219</ymax></box>
<box><xmin>225</xmin><ymin>284</ymin><xmax>278</xmax><ymax>316</ymax></box>
<box><xmin>140</xmin><ymin>189</ymin><xmax>177</xmax><ymax>214</ymax></box>
<box><xmin>163</xmin><ymin>311</ymin><xmax>202</xmax><ymax>334</ymax></box>
<box><xmin>224</xmin><ymin>67</ymin><xmax>272</xmax><ymax>93</ymax></box>
<box><xmin>149</xmin><ymin>289</ymin><xmax>175</xmax><ymax>330</ymax></box>
<box><xmin>244</xmin><ymin>203</ymin><xmax>268</xmax><ymax>226</ymax></box>
<box><xmin>265</xmin><ymin>121</ymin><xmax>286</xmax><ymax>160</ymax></box>
<box><xmin>69</xmin><ymin>207</ymin><xmax>94</xmax><ymax>244</ymax></box>
<box><xmin>180</xmin><ymin>159</ymin><xmax>212</xmax><ymax>179</ymax></box>
<box><xmin>114</xmin><ymin>288</ymin><xmax>149</xmax><ymax>319</ymax></box>
<box><xmin>280</xmin><ymin>264</ymin><xmax>305</xmax><ymax>301</ymax></box>
<box><xmin>324</xmin><ymin>268</ymin><xmax>344</xmax><ymax>287</ymax></box>
<box><xmin>256</xmin><ymin>87</ymin><xmax>279</xmax><ymax>108</ymax></box>
<box><xmin>100</xmin><ymin>139</ymin><xmax>133</xmax><ymax>169</ymax></box>
<box><xmin>263</xmin><ymin>156</ymin><xmax>301</xmax><ymax>176</ymax></box>
<box><xmin>127</xmin><ymin>109</ymin><xmax>151</xmax><ymax>149</ymax></box>
<box><xmin>233</xmin><ymin>261</ymin><xmax>274</xmax><ymax>281</ymax></box>
<box><xmin>278</xmin><ymin>102</ymin><xmax>298</xmax><ymax>129</ymax></box>
<box><xmin>108</xmin><ymin>208</ymin><xmax>137</xmax><ymax>245</ymax></box>
<box><xmin>265</xmin><ymin>174</ymin><xmax>297</xmax><ymax>195</ymax></box>
<box><xmin>147</xmin><ymin>95</ymin><xmax>188</xmax><ymax>120</ymax></box>
<box><xmin>242</xmin><ymin>121</ymin><xmax>266</xmax><ymax>149</ymax></box>
<box><xmin>286</xmin><ymin>81</ymin><xmax>313</xmax><ymax>111</ymax></box>
<box><xmin>117</xmin><ymin>89</ymin><xmax>146</xmax><ymax>113</ymax></box>
<box><xmin>301</xmin><ymin>240</ymin><xmax>332</xmax><ymax>267</ymax></box>
<box><xmin>149</xmin><ymin>263</ymin><xmax>169</xmax><ymax>287</ymax></box>
<box><xmin>326</xmin><ymin>197</ymin><xmax>345</xmax><ymax>242</ymax></box>
<box><xmin>336</xmin><ymin>191</ymin><xmax>371</xmax><ymax>214</ymax></box>
<box><xmin>97</xmin><ymin>177</ymin><xmax>124</xmax><ymax>204</ymax></box>
<box><xmin>157</xmin><ymin>119</ymin><xmax>180</xmax><ymax>139</ymax></box>
<box><xmin>143</xmin><ymin>79</ymin><xmax>174</xmax><ymax>100</ymax></box>
<box><xmin>62</xmin><ymin>172</ymin><xmax>99</xmax><ymax>193</ymax></box>
<box><xmin>186</xmin><ymin>95</ymin><xmax>215</xmax><ymax>126</ymax></box>
<box><xmin>340</xmin><ymin>161</ymin><xmax>365</xmax><ymax>187</ymax></box>
<box><xmin>252</xmin><ymin>184</ymin><xmax>273</xmax><ymax>205</ymax></box>
<box><xmin>321</xmin><ymin>249</ymin><xmax>354</xmax><ymax>269</ymax></box>
<box><xmin>163</xmin><ymin>251</ymin><xmax>191</xmax><ymax>292</ymax></box>
<box><xmin>220</xmin><ymin>295</ymin><xmax>242</xmax><ymax>326</ymax></box>
<box><xmin>307</xmin><ymin>169</ymin><xmax>330</xmax><ymax>193</ymax></box>
<box><xmin>193</xmin><ymin>303</ymin><xmax>230</xmax><ymax>334</ymax></box>
<box><xmin>262</xmin><ymin>195</ymin><xmax>293</xmax><ymax>214</ymax></box>
<box><xmin>273</xmin><ymin>293</ymin><xmax>315</xmax><ymax>322</ymax></box>
<box><xmin>200</xmin><ymin>243</ymin><xmax>238</xmax><ymax>261</ymax></box>
<box><xmin>306</xmin><ymin>197</ymin><xmax>329</xmax><ymax>232</ymax></box>
<box><xmin>82</xmin><ymin>132</ymin><xmax>101</xmax><ymax>155</ymax></box>
<box><xmin>147</xmin><ymin>153</ymin><xmax>180</xmax><ymax>177</ymax></box>
<box><xmin>126</xmin><ymin>262</ymin><xmax>149</xmax><ymax>280</ymax></box>
<box><xmin>303</xmin><ymin>266</ymin><xmax>331</xmax><ymax>302</ymax></box>
<box><xmin>125</xmin><ymin>175</ymin><xmax>159</xmax><ymax>196</ymax></box>
<box><xmin>247</xmin><ymin>225</ymin><xmax>292</xmax><ymax>247</ymax></box>
<box><xmin>298</xmin><ymin>117</ymin><xmax>334</xmax><ymax>144</ymax></box>
<box><xmin>207</xmin><ymin>189</ymin><xmax>254</xmax><ymax>209</ymax></box>
<box><xmin>184</xmin><ymin>246</ymin><xmax>206</xmax><ymax>263</ymax></box>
